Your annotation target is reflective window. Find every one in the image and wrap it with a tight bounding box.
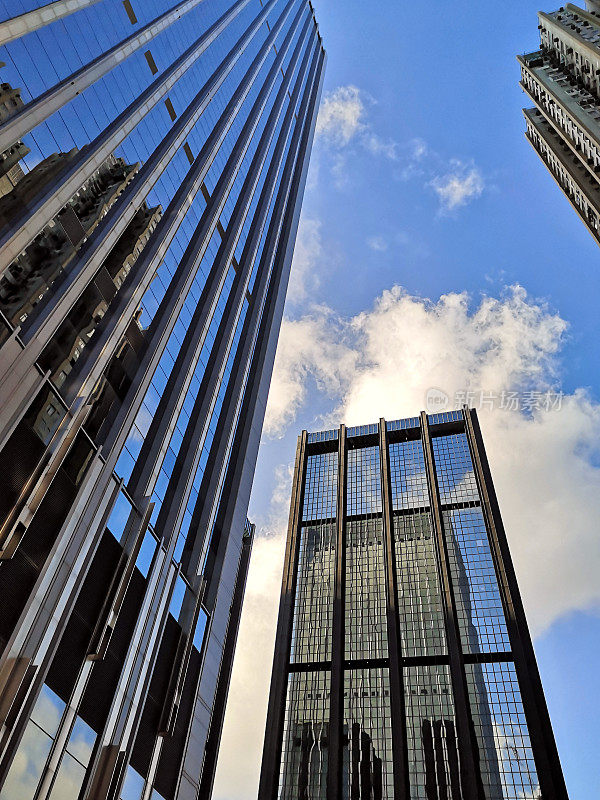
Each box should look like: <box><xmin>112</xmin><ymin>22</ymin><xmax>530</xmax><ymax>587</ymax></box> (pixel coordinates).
<box><xmin>120</xmin><ymin>765</ymin><xmax>144</xmax><ymax>800</ymax></box>
<box><xmin>444</xmin><ymin>508</ymin><xmax>510</xmax><ymax>654</ymax></box>
<box><xmin>394</xmin><ymin>513</ymin><xmax>446</xmax><ymax>658</ymax></box>
<box><xmin>192</xmin><ymin>607</ymin><xmax>208</xmax><ymax>652</ymax></box>
<box><xmin>343</xmin><ymin>668</ymin><xmax>393</xmax><ymax>799</ymax></box>
<box><xmin>278</xmin><ymin>670</ymin><xmax>330</xmax><ymax>800</ymax></box>
<box><xmin>347</xmin><ymin>446</ymin><xmax>382</xmax><ymax>516</ymax></box>
<box><xmin>0</xmin><ymin>685</ymin><xmax>65</xmax><ymax>800</ymax></box>
<box><xmin>107</xmin><ymin>489</ymin><xmax>134</xmax><ymax>542</ymax></box>
<box><xmin>389</xmin><ymin>439</ymin><xmax>429</xmax><ymax>511</ymax></box>
<box><xmin>135</xmin><ymin>529</ymin><xmax>158</xmax><ymax>577</ymax></box>
<box><xmin>302</xmin><ymin>451</ymin><xmax>338</xmax><ymax>522</ymax></box>
<box><xmin>169</xmin><ymin>573</ymin><xmax>186</xmax><ymax>620</ymax></box>
<box><xmin>404</xmin><ymin>665</ymin><xmax>458</xmax><ymax>799</ymax></box>
<box><xmin>290</xmin><ymin>523</ymin><xmax>335</xmax><ymax>664</ymax></box>
<box><xmin>466</xmin><ymin>662</ymin><xmax>539</xmax><ymax>800</ymax></box>
<box><xmin>432</xmin><ymin>434</ymin><xmax>478</xmax><ymax>505</ymax></box>
<box><xmin>345</xmin><ymin>518</ymin><xmax>387</xmax><ymax>660</ymax></box>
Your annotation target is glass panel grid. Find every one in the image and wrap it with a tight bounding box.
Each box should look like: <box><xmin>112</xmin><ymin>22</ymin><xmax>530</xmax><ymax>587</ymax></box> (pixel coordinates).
<box><xmin>386</xmin><ymin>417</ymin><xmax>419</xmax><ymax>431</ymax></box>
<box><xmin>278</xmin><ymin>670</ymin><xmax>330</xmax><ymax>800</ymax></box>
<box><xmin>345</xmin><ymin>517</ymin><xmax>387</xmax><ymax>660</ymax></box>
<box><xmin>307</xmin><ymin>429</ymin><xmax>338</xmax><ymax>443</ymax></box>
<box><xmin>389</xmin><ymin>439</ymin><xmax>429</xmax><ymax>511</ymax></box>
<box><xmin>404</xmin><ymin>664</ymin><xmax>459</xmax><ymax>800</ymax></box>
<box><xmin>302</xmin><ymin>451</ymin><xmax>338</xmax><ymax>522</ymax></box>
<box><xmin>432</xmin><ymin>433</ymin><xmax>478</xmax><ymax>505</ymax></box>
<box><xmin>291</xmin><ymin>523</ymin><xmax>336</xmax><ymax>664</ymax></box>
<box><xmin>347</xmin><ymin>445</ymin><xmax>382</xmax><ymax>517</ymax></box>
<box><xmin>394</xmin><ymin>513</ymin><xmax>446</xmax><ymax>658</ymax></box>
<box><xmin>343</xmin><ymin>668</ymin><xmax>394</xmax><ymax>799</ymax></box>
<box><xmin>466</xmin><ymin>662</ymin><xmax>539</xmax><ymax>800</ymax></box>
<box><xmin>444</xmin><ymin>508</ymin><xmax>511</xmax><ymax>654</ymax></box>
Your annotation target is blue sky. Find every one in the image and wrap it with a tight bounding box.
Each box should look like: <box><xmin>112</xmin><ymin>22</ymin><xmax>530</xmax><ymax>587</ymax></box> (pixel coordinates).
<box><xmin>214</xmin><ymin>1</ymin><xmax>600</xmax><ymax>798</ymax></box>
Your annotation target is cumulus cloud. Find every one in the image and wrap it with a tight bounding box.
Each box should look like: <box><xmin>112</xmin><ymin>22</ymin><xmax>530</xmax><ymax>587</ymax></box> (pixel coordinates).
<box><xmin>214</xmin><ymin>282</ymin><xmax>600</xmax><ymax>800</ymax></box>
<box><xmin>265</xmin><ymin>285</ymin><xmax>600</xmax><ymax>634</ymax></box>
<box><xmin>263</xmin><ymin>308</ymin><xmax>357</xmax><ymax>437</ymax></box>
<box><xmin>431</xmin><ymin>159</ymin><xmax>485</xmax><ymax>212</ymax></box>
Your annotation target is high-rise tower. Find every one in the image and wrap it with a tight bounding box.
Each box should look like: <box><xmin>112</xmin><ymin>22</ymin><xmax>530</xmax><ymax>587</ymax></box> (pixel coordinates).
<box><xmin>0</xmin><ymin>2</ymin><xmax>325</xmax><ymax>798</ymax></box>
<box><xmin>519</xmin><ymin>2</ymin><xmax>600</xmax><ymax>246</ymax></box>
<box><xmin>259</xmin><ymin>410</ymin><xmax>567</xmax><ymax>799</ymax></box>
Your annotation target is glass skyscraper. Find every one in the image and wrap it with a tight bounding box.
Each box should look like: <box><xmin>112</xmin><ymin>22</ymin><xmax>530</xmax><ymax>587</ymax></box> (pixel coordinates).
<box><xmin>519</xmin><ymin>2</ymin><xmax>600</xmax><ymax>246</ymax></box>
<box><xmin>0</xmin><ymin>1</ymin><xmax>325</xmax><ymax>799</ymax></box>
<box><xmin>259</xmin><ymin>409</ymin><xmax>568</xmax><ymax>800</ymax></box>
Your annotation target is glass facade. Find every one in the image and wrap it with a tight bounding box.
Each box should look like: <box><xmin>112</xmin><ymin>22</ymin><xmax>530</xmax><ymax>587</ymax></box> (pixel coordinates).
<box><xmin>0</xmin><ymin>1</ymin><xmax>324</xmax><ymax>798</ymax></box>
<box><xmin>261</xmin><ymin>411</ymin><xmax>566</xmax><ymax>800</ymax></box>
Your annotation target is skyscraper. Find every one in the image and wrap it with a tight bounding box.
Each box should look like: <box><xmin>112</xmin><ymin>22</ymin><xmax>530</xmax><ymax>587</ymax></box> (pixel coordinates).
<box><xmin>0</xmin><ymin>2</ymin><xmax>325</xmax><ymax>798</ymax></box>
<box><xmin>259</xmin><ymin>410</ymin><xmax>568</xmax><ymax>799</ymax></box>
<box><xmin>519</xmin><ymin>2</ymin><xmax>600</xmax><ymax>245</ymax></box>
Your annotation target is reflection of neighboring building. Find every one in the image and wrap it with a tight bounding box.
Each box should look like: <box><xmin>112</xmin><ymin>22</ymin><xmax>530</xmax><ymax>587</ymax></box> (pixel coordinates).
<box><xmin>0</xmin><ymin>82</ymin><xmax>29</xmax><ymax>198</ymax></box>
<box><xmin>260</xmin><ymin>411</ymin><xmax>568</xmax><ymax>800</ymax></box>
<box><xmin>0</xmin><ymin>153</ymin><xmax>141</xmax><ymax>326</ymax></box>
<box><xmin>343</xmin><ymin>724</ymin><xmax>384</xmax><ymax>800</ymax></box>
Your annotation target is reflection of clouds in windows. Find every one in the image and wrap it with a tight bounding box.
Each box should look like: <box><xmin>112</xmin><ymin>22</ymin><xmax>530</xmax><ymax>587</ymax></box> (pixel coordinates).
<box><xmin>389</xmin><ymin>440</ymin><xmax>429</xmax><ymax>510</ymax></box>
<box><xmin>432</xmin><ymin>434</ymin><xmax>479</xmax><ymax>505</ymax></box>
<box><xmin>0</xmin><ymin>721</ymin><xmax>52</xmax><ymax>799</ymax></box>
<box><xmin>66</xmin><ymin>716</ymin><xmax>96</xmax><ymax>766</ymax></box>
<box><xmin>48</xmin><ymin>751</ymin><xmax>86</xmax><ymax>799</ymax></box>
<box><xmin>30</xmin><ymin>685</ymin><xmax>65</xmax><ymax>737</ymax></box>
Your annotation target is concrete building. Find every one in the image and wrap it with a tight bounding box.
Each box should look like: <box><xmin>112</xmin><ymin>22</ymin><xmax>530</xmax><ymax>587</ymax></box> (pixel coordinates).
<box><xmin>519</xmin><ymin>2</ymin><xmax>600</xmax><ymax>245</ymax></box>
<box><xmin>0</xmin><ymin>2</ymin><xmax>325</xmax><ymax>799</ymax></box>
<box><xmin>259</xmin><ymin>410</ymin><xmax>567</xmax><ymax>799</ymax></box>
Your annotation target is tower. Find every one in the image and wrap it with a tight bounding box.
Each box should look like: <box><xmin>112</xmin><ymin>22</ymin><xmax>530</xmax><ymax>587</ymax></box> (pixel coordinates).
<box><xmin>519</xmin><ymin>2</ymin><xmax>600</xmax><ymax>246</ymax></box>
<box><xmin>259</xmin><ymin>410</ymin><xmax>567</xmax><ymax>799</ymax></box>
<box><xmin>0</xmin><ymin>2</ymin><xmax>325</xmax><ymax>798</ymax></box>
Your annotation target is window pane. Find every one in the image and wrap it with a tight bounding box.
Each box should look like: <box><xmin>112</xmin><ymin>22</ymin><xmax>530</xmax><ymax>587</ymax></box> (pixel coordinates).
<box><xmin>48</xmin><ymin>751</ymin><xmax>86</xmax><ymax>800</ymax></box>
<box><xmin>0</xmin><ymin>720</ymin><xmax>52</xmax><ymax>799</ymax></box>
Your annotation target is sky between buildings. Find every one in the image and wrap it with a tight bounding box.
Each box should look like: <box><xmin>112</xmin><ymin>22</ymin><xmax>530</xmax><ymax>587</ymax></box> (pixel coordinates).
<box><xmin>214</xmin><ymin>1</ymin><xmax>600</xmax><ymax>798</ymax></box>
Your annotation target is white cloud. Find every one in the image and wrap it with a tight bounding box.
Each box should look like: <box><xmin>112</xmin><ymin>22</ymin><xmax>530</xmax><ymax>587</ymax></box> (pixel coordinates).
<box><xmin>316</xmin><ymin>85</ymin><xmax>365</xmax><ymax>146</ymax></box>
<box><xmin>367</xmin><ymin>235</ymin><xmax>388</xmax><ymax>252</ymax></box>
<box><xmin>431</xmin><ymin>159</ymin><xmax>485</xmax><ymax>212</ymax></box>
<box><xmin>265</xmin><ymin>284</ymin><xmax>600</xmax><ymax>634</ymax></box>
<box><xmin>263</xmin><ymin>307</ymin><xmax>357</xmax><ymax>437</ymax></box>
<box><xmin>315</xmin><ymin>87</ymin><xmax>485</xmax><ymax>211</ymax></box>
<box><xmin>215</xmin><ymin>282</ymin><xmax>600</xmax><ymax>800</ymax></box>
<box><xmin>212</xmin><ymin>465</ymin><xmax>293</xmax><ymax>800</ymax></box>
<box><xmin>286</xmin><ymin>217</ymin><xmax>322</xmax><ymax>303</ymax></box>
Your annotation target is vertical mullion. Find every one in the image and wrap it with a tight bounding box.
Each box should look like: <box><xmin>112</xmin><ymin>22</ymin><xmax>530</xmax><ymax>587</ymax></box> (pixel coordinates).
<box><xmin>463</xmin><ymin>408</ymin><xmax>568</xmax><ymax>800</ymax></box>
<box><xmin>419</xmin><ymin>412</ymin><xmax>483</xmax><ymax>800</ymax></box>
<box><xmin>379</xmin><ymin>419</ymin><xmax>409</xmax><ymax>799</ymax></box>
<box><xmin>258</xmin><ymin>431</ymin><xmax>308</xmax><ymax>800</ymax></box>
<box><xmin>327</xmin><ymin>424</ymin><xmax>347</xmax><ymax>800</ymax></box>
